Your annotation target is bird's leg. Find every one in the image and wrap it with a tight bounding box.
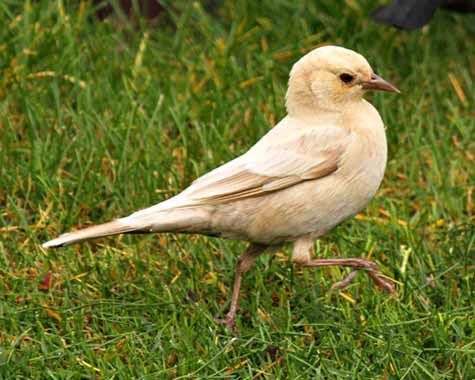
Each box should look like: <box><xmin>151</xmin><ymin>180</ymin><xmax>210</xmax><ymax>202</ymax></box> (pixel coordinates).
<box><xmin>215</xmin><ymin>243</ymin><xmax>267</xmax><ymax>331</ymax></box>
<box><xmin>292</xmin><ymin>237</ymin><xmax>395</xmax><ymax>293</ymax></box>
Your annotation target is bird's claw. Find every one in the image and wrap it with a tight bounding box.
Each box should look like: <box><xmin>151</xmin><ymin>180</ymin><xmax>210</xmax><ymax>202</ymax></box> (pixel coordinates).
<box><xmin>329</xmin><ymin>268</ymin><xmax>396</xmax><ymax>294</ymax></box>
<box><xmin>368</xmin><ymin>271</ymin><xmax>396</xmax><ymax>293</ymax></box>
<box><xmin>329</xmin><ymin>270</ymin><xmax>360</xmax><ymax>292</ymax></box>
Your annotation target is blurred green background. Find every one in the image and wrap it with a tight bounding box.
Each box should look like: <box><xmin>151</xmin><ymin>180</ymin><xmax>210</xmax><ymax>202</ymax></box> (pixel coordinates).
<box><xmin>0</xmin><ymin>0</ymin><xmax>474</xmax><ymax>378</ymax></box>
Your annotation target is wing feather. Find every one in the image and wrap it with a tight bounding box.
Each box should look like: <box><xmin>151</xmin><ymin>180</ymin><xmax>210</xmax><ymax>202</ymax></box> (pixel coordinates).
<box><xmin>183</xmin><ymin>124</ymin><xmax>350</xmax><ymax>204</ymax></box>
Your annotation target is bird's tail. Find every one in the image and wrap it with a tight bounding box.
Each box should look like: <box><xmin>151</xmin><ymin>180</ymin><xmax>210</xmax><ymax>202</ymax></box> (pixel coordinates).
<box><xmin>41</xmin><ymin>205</ymin><xmax>211</xmax><ymax>249</ymax></box>
<box><xmin>41</xmin><ymin>219</ymin><xmax>144</xmax><ymax>248</ymax></box>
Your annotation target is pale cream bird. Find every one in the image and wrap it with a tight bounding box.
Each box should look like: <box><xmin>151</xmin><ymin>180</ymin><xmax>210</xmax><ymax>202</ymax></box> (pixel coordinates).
<box><xmin>42</xmin><ymin>46</ymin><xmax>400</xmax><ymax>330</ymax></box>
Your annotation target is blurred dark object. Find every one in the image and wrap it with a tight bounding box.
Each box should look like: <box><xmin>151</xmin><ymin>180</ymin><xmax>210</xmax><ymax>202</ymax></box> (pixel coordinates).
<box><xmin>372</xmin><ymin>0</ymin><xmax>475</xmax><ymax>30</ymax></box>
<box><xmin>93</xmin><ymin>0</ymin><xmax>165</xmax><ymax>21</ymax></box>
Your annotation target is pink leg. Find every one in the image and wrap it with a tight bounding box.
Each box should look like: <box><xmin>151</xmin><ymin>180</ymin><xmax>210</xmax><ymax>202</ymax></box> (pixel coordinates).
<box><xmin>301</xmin><ymin>258</ymin><xmax>395</xmax><ymax>293</ymax></box>
<box><xmin>215</xmin><ymin>243</ymin><xmax>267</xmax><ymax>332</ymax></box>
<box><xmin>329</xmin><ymin>269</ymin><xmax>360</xmax><ymax>291</ymax></box>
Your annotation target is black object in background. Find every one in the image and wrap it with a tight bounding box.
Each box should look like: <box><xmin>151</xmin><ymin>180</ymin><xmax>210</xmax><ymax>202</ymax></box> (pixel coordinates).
<box><xmin>372</xmin><ymin>0</ymin><xmax>475</xmax><ymax>30</ymax></box>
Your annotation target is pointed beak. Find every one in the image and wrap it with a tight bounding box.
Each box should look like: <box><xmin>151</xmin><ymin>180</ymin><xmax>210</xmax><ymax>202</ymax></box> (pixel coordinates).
<box><xmin>361</xmin><ymin>73</ymin><xmax>400</xmax><ymax>93</ymax></box>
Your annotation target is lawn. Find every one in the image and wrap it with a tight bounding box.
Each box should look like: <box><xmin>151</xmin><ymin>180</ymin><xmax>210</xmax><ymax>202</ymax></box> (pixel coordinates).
<box><xmin>0</xmin><ymin>0</ymin><xmax>474</xmax><ymax>378</ymax></box>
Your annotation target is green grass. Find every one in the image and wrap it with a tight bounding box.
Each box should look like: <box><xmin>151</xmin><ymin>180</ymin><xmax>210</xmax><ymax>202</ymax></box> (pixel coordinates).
<box><xmin>1</xmin><ymin>0</ymin><xmax>474</xmax><ymax>378</ymax></box>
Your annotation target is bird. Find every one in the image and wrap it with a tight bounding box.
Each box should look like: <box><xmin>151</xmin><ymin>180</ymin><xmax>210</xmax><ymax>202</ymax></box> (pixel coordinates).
<box><xmin>42</xmin><ymin>46</ymin><xmax>400</xmax><ymax>331</ymax></box>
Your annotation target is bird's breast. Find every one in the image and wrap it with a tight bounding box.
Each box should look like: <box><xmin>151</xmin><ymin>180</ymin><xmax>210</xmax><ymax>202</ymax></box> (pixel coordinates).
<box><xmin>338</xmin><ymin>124</ymin><xmax>388</xmax><ymax>208</ymax></box>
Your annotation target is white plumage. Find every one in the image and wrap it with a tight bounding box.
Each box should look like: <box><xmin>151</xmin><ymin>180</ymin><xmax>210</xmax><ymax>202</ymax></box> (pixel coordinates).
<box><xmin>42</xmin><ymin>46</ymin><xmax>400</xmax><ymax>329</ymax></box>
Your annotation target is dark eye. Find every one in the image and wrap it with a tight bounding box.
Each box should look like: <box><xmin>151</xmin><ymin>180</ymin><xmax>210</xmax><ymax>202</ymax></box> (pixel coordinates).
<box><xmin>339</xmin><ymin>73</ymin><xmax>354</xmax><ymax>84</ymax></box>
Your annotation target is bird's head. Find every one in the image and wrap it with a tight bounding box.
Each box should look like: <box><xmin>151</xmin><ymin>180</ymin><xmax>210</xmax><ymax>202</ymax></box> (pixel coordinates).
<box><xmin>286</xmin><ymin>45</ymin><xmax>399</xmax><ymax>116</ymax></box>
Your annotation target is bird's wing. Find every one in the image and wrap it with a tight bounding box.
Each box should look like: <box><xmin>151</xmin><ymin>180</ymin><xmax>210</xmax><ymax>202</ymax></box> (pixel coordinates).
<box><xmin>185</xmin><ymin>124</ymin><xmax>351</xmax><ymax>204</ymax></box>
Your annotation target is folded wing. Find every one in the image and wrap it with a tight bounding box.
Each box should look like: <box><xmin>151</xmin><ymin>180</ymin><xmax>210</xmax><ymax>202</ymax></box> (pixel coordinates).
<box><xmin>185</xmin><ymin>124</ymin><xmax>351</xmax><ymax>204</ymax></box>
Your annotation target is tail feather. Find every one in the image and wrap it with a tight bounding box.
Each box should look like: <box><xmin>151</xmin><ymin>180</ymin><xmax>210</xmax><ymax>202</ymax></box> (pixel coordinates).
<box><xmin>42</xmin><ymin>219</ymin><xmax>142</xmax><ymax>248</ymax></box>
<box><xmin>42</xmin><ymin>205</ymin><xmax>211</xmax><ymax>249</ymax></box>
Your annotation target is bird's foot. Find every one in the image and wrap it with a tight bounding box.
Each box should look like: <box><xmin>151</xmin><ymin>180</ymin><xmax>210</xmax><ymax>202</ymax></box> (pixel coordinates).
<box><xmin>329</xmin><ymin>270</ymin><xmax>360</xmax><ymax>292</ymax></box>
<box><xmin>368</xmin><ymin>270</ymin><xmax>395</xmax><ymax>293</ymax></box>
<box><xmin>354</xmin><ymin>259</ymin><xmax>395</xmax><ymax>293</ymax></box>
<box><xmin>302</xmin><ymin>258</ymin><xmax>396</xmax><ymax>294</ymax></box>
<box><xmin>329</xmin><ymin>268</ymin><xmax>395</xmax><ymax>293</ymax></box>
<box><xmin>214</xmin><ymin>314</ymin><xmax>237</xmax><ymax>333</ymax></box>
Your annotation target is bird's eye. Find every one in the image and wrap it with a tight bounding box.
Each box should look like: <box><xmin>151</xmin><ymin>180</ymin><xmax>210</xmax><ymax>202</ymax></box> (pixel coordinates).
<box><xmin>339</xmin><ymin>73</ymin><xmax>354</xmax><ymax>84</ymax></box>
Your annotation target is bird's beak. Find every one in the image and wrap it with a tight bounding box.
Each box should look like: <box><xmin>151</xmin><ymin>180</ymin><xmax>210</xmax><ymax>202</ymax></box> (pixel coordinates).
<box><xmin>361</xmin><ymin>73</ymin><xmax>400</xmax><ymax>93</ymax></box>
